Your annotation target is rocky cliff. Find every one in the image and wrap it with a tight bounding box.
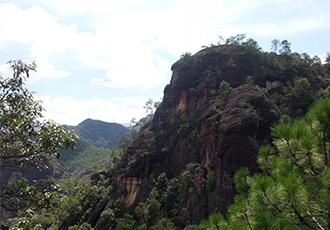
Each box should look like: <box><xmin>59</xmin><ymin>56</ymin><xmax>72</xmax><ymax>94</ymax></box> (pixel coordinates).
<box><xmin>86</xmin><ymin>44</ymin><xmax>323</xmax><ymax>228</ymax></box>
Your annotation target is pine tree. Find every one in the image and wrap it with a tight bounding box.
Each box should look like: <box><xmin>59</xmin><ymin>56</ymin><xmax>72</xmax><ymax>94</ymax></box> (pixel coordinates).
<box><xmin>204</xmin><ymin>99</ymin><xmax>330</xmax><ymax>229</ymax></box>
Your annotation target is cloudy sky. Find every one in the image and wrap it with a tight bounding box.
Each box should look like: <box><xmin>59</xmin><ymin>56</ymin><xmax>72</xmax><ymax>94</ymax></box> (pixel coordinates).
<box><xmin>0</xmin><ymin>0</ymin><xmax>329</xmax><ymax>126</ymax></box>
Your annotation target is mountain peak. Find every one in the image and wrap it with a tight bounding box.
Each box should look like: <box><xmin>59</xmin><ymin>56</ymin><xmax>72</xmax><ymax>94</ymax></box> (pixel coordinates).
<box><xmin>73</xmin><ymin>119</ymin><xmax>129</xmax><ymax>149</ymax></box>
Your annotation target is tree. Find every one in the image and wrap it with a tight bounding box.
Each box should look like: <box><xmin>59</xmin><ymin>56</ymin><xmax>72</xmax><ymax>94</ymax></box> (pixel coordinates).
<box><xmin>242</xmin><ymin>38</ymin><xmax>261</xmax><ymax>52</ymax></box>
<box><xmin>144</xmin><ymin>99</ymin><xmax>154</xmax><ymax>115</ymax></box>
<box><xmin>0</xmin><ymin>60</ymin><xmax>78</xmax><ymax>169</ymax></box>
<box><xmin>217</xmin><ymin>36</ymin><xmax>225</xmax><ymax>45</ymax></box>
<box><xmin>292</xmin><ymin>77</ymin><xmax>314</xmax><ymax>110</ymax></box>
<box><xmin>216</xmin><ymin>99</ymin><xmax>330</xmax><ymax>229</ymax></box>
<box><xmin>279</xmin><ymin>39</ymin><xmax>291</xmax><ymax>55</ymax></box>
<box><xmin>326</xmin><ymin>52</ymin><xmax>330</xmax><ymax>64</ymax></box>
<box><xmin>225</xmin><ymin>34</ymin><xmax>246</xmax><ymax>45</ymax></box>
<box><xmin>271</xmin><ymin>39</ymin><xmax>280</xmax><ymax>53</ymax></box>
<box><xmin>144</xmin><ymin>98</ymin><xmax>161</xmax><ymax>116</ymax></box>
<box><xmin>218</xmin><ymin>80</ymin><xmax>232</xmax><ymax>99</ymax></box>
<box><xmin>129</xmin><ymin>117</ymin><xmax>138</xmax><ymax>139</ymax></box>
<box><xmin>0</xmin><ymin>59</ymin><xmax>78</xmax><ymax>221</ymax></box>
<box><xmin>236</xmin><ymin>34</ymin><xmax>246</xmax><ymax>45</ymax></box>
<box><xmin>200</xmin><ymin>213</ymin><xmax>227</xmax><ymax>230</ymax></box>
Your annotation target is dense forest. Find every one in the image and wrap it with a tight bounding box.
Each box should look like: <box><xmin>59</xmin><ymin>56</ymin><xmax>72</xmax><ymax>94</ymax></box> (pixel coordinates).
<box><xmin>1</xmin><ymin>35</ymin><xmax>330</xmax><ymax>229</ymax></box>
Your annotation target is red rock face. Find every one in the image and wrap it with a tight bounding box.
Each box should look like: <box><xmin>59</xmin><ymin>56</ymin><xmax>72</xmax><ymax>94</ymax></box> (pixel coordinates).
<box><xmin>90</xmin><ymin>45</ymin><xmax>281</xmax><ymax>227</ymax></box>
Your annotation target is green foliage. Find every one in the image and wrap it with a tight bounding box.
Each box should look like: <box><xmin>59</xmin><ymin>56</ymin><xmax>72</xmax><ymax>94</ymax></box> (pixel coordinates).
<box><xmin>279</xmin><ymin>39</ymin><xmax>291</xmax><ymax>55</ymax></box>
<box><xmin>218</xmin><ymin>81</ymin><xmax>232</xmax><ymax>99</ymax></box>
<box><xmin>150</xmin><ymin>217</ymin><xmax>176</xmax><ymax>230</ymax></box>
<box><xmin>178</xmin><ymin>164</ymin><xmax>204</xmax><ymax>204</ymax></box>
<box><xmin>242</xmin><ymin>38</ymin><xmax>261</xmax><ymax>53</ymax></box>
<box><xmin>226</xmin><ymin>58</ymin><xmax>236</xmax><ymax>68</ymax></box>
<box><xmin>211</xmin><ymin>81</ymin><xmax>233</xmax><ymax>104</ymax></box>
<box><xmin>219</xmin><ymin>99</ymin><xmax>330</xmax><ymax>229</ymax></box>
<box><xmin>5</xmin><ymin>178</ymin><xmax>61</xmax><ymax>230</ymax></box>
<box><xmin>233</xmin><ymin>167</ymin><xmax>250</xmax><ymax>195</ymax></box>
<box><xmin>271</xmin><ymin>39</ymin><xmax>280</xmax><ymax>53</ymax></box>
<box><xmin>114</xmin><ymin>197</ymin><xmax>126</xmax><ymax>218</ymax></box>
<box><xmin>64</xmin><ymin>119</ymin><xmax>128</xmax><ymax>149</ymax></box>
<box><xmin>238</xmin><ymin>102</ymin><xmax>260</xmax><ymax>121</ymax></box>
<box><xmin>99</xmin><ymin>209</ymin><xmax>116</xmax><ymax>230</ymax></box>
<box><xmin>292</xmin><ymin>77</ymin><xmax>314</xmax><ymax>109</ymax></box>
<box><xmin>206</xmin><ymin>170</ymin><xmax>216</xmax><ymax>192</ymax></box>
<box><xmin>200</xmin><ymin>213</ymin><xmax>227</xmax><ymax>230</ymax></box>
<box><xmin>68</xmin><ymin>223</ymin><xmax>94</xmax><ymax>230</ymax></box>
<box><xmin>0</xmin><ymin>60</ymin><xmax>78</xmax><ymax>229</ymax></box>
<box><xmin>181</xmin><ymin>52</ymin><xmax>192</xmax><ymax>59</ymax></box>
<box><xmin>144</xmin><ymin>98</ymin><xmax>154</xmax><ymax>115</ymax></box>
<box><xmin>189</xmin><ymin>87</ymin><xmax>196</xmax><ymax>95</ymax></box>
<box><xmin>6</xmin><ymin>176</ymin><xmax>108</xmax><ymax>229</ymax></box>
<box><xmin>245</xmin><ymin>75</ymin><xmax>254</xmax><ymax>84</ymax></box>
<box><xmin>148</xmin><ymin>172</ymin><xmax>180</xmax><ymax>222</ymax></box>
<box><xmin>184</xmin><ymin>225</ymin><xmax>201</xmax><ymax>230</ymax></box>
<box><xmin>145</xmin><ymin>198</ymin><xmax>162</xmax><ymax>226</ymax></box>
<box><xmin>143</xmin><ymin>98</ymin><xmax>161</xmax><ymax>116</ymax></box>
<box><xmin>59</xmin><ymin>144</ymin><xmax>119</xmax><ymax>179</ymax></box>
<box><xmin>116</xmin><ymin>214</ymin><xmax>137</xmax><ymax>230</ymax></box>
<box><xmin>225</xmin><ymin>34</ymin><xmax>246</xmax><ymax>45</ymax></box>
<box><xmin>117</xmin><ymin>135</ymin><xmax>131</xmax><ymax>151</ymax></box>
<box><xmin>0</xmin><ymin>60</ymin><xmax>78</xmax><ymax>168</ymax></box>
<box><xmin>176</xmin><ymin>114</ymin><xmax>197</xmax><ymax>137</ymax></box>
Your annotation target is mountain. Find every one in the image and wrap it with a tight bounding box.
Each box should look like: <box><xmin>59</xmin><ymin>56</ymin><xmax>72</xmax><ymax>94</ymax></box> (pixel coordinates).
<box><xmin>46</xmin><ymin>40</ymin><xmax>330</xmax><ymax>229</ymax></box>
<box><xmin>64</xmin><ymin>118</ymin><xmax>130</xmax><ymax>149</ymax></box>
<box><xmin>88</xmin><ymin>45</ymin><xmax>278</xmax><ymax>228</ymax></box>
<box><xmin>86</xmin><ymin>44</ymin><xmax>328</xmax><ymax>229</ymax></box>
<box><xmin>58</xmin><ymin>119</ymin><xmax>129</xmax><ymax>178</ymax></box>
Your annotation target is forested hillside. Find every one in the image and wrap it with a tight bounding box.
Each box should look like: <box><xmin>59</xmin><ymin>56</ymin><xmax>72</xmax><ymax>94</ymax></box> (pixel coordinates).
<box><xmin>59</xmin><ymin>119</ymin><xmax>129</xmax><ymax>178</ymax></box>
<box><xmin>2</xmin><ymin>36</ymin><xmax>330</xmax><ymax>230</ymax></box>
<box><xmin>63</xmin><ymin>119</ymin><xmax>129</xmax><ymax>149</ymax></box>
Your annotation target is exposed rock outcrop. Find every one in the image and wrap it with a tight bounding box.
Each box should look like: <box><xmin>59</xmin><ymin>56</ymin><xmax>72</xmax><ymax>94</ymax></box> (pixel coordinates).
<box><xmin>87</xmin><ymin>45</ymin><xmax>283</xmax><ymax>228</ymax></box>
<box><xmin>83</xmin><ymin>43</ymin><xmax>328</xmax><ymax>229</ymax></box>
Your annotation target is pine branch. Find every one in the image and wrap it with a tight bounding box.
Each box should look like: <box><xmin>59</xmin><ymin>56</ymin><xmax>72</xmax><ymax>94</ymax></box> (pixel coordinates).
<box><xmin>306</xmin><ymin>211</ymin><xmax>325</xmax><ymax>230</ymax></box>
<box><xmin>306</xmin><ymin>206</ymin><xmax>328</xmax><ymax>215</ymax></box>
<box><xmin>244</xmin><ymin>212</ymin><xmax>253</xmax><ymax>230</ymax></box>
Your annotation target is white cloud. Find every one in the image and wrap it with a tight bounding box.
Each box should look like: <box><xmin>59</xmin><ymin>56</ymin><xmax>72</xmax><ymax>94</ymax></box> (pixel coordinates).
<box><xmin>0</xmin><ymin>3</ymin><xmax>174</xmax><ymax>89</ymax></box>
<box><xmin>271</xmin><ymin>0</ymin><xmax>316</xmax><ymax>8</ymax></box>
<box><xmin>1</xmin><ymin>0</ymin><xmax>329</xmax><ymax>91</ymax></box>
<box><xmin>91</xmin><ymin>77</ymin><xmax>104</xmax><ymax>85</ymax></box>
<box><xmin>2</xmin><ymin>0</ymin><xmax>328</xmax><ymax>125</ymax></box>
<box><xmin>0</xmin><ymin>63</ymin><xmax>10</xmax><ymax>76</ymax></box>
<box><xmin>33</xmin><ymin>61</ymin><xmax>70</xmax><ymax>81</ymax></box>
<box><xmin>37</xmin><ymin>95</ymin><xmax>149</xmax><ymax>125</ymax></box>
<box><xmin>249</xmin><ymin>16</ymin><xmax>329</xmax><ymax>38</ymax></box>
<box><xmin>0</xmin><ymin>3</ymin><xmax>76</xmax><ymax>80</ymax></box>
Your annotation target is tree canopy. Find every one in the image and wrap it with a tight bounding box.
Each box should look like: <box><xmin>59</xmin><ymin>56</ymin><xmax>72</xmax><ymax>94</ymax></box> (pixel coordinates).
<box><xmin>0</xmin><ymin>60</ymin><xmax>78</xmax><ymax>170</ymax></box>
<box><xmin>201</xmin><ymin>99</ymin><xmax>330</xmax><ymax>229</ymax></box>
<box><xmin>0</xmin><ymin>60</ymin><xmax>79</xmax><ymax>224</ymax></box>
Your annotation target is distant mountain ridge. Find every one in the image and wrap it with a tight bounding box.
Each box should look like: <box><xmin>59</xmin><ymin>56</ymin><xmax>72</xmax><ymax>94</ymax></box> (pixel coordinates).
<box><xmin>64</xmin><ymin>118</ymin><xmax>129</xmax><ymax>149</ymax></box>
<box><xmin>58</xmin><ymin>119</ymin><xmax>129</xmax><ymax>179</ymax></box>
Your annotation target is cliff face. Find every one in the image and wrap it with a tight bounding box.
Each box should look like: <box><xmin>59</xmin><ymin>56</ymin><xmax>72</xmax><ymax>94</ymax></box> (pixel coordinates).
<box><xmin>89</xmin><ymin>45</ymin><xmax>318</xmax><ymax>227</ymax></box>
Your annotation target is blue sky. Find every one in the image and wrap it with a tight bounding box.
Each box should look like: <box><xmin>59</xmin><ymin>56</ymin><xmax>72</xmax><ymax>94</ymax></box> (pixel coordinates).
<box><xmin>0</xmin><ymin>0</ymin><xmax>329</xmax><ymax>125</ymax></box>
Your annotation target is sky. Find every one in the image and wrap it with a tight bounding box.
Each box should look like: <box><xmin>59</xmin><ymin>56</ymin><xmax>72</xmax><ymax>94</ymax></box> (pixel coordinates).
<box><xmin>0</xmin><ymin>0</ymin><xmax>329</xmax><ymax>126</ymax></box>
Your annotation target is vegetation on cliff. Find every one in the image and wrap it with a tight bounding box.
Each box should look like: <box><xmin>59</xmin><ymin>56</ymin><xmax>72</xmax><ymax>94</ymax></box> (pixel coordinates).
<box><xmin>2</xmin><ymin>35</ymin><xmax>330</xmax><ymax>229</ymax></box>
<box><xmin>201</xmin><ymin>99</ymin><xmax>330</xmax><ymax>229</ymax></box>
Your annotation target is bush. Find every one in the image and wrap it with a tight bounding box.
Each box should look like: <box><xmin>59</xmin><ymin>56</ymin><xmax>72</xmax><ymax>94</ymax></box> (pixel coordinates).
<box><xmin>98</xmin><ymin>209</ymin><xmax>115</xmax><ymax>230</ymax></box>
<box><xmin>69</xmin><ymin>223</ymin><xmax>94</xmax><ymax>230</ymax></box>
<box><xmin>206</xmin><ymin>170</ymin><xmax>217</xmax><ymax>192</ymax></box>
